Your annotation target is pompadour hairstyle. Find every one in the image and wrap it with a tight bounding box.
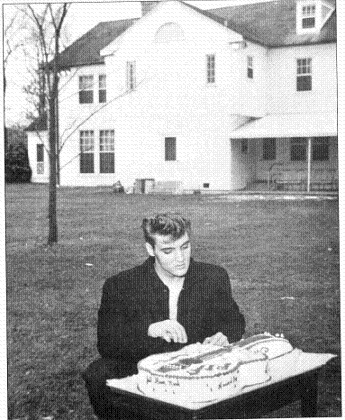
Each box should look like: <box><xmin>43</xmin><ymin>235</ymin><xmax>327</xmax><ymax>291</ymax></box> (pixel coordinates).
<box><xmin>142</xmin><ymin>213</ymin><xmax>191</xmax><ymax>247</ymax></box>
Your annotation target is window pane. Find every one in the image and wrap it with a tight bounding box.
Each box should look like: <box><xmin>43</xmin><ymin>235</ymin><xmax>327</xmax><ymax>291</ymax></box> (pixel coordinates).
<box><xmin>100</xmin><ymin>153</ymin><xmax>114</xmax><ymax>173</ymax></box>
<box><xmin>79</xmin><ymin>90</ymin><xmax>94</xmax><ymax>104</ymax></box>
<box><xmin>165</xmin><ymin>137</ymin><xmax>176</xmax><ymax>161</ymax></box>
<box><xmin>207</xmin><ymin>55</ymin><xmax>215</xmax><ymax>83</ymax></box>
<box><xmin>79</xmin><ymin>76</ymin><xmax>94</xmax><ymax>103</ymax></box>
<box><xmin>247</xmin><ymin>68</ymin><xmax>253</xmax><ymax>79</ymax></box>
<box><xmin>79</xmin><ymin>76</ymin><xmax>93</xmax><ymax>90</ymax></box>
<box><xmin>263</xmin><ymin>138</ymin><xmax>276</xmax><ymax>160</ymax></box>
<box><xmin>100</xmin><ymin>130</ymin><xmax>114</xmax><ymax>151</ymax></box>
<box><xmin>37</xmin><ymin>144</ymin><xmax>44</xmax><ymax>162</ymax></box>
<box><xmin>127</xmin><ymin>61</ymin><xmax>136</xmax><ymax>90</ymax></box>
<box><xmin>80</xmin><ymin>131</ymin><xmax>94</xmax><ymax>152</ymax></box>
<box><xmin>37</xmin><ymin>162</ymin><xmax>44</xmax><ymax>174</ymax></box>
<box><xmin>291</xmin><ymin>138</ymin><xmax>307</xmax><ymax>161</ymax></box>
<box><xmin>80</xmin><ymin>153</ymin><xmax>94</xmax><ymax>173</ymax></box>
<box><xmin>99</xmin><ymin>89</ymin><xmax>106</xmax><ymax>103</ymax></box>
<box><xmin>297</xmin><ymin>75</ymin><xmax>312</xmax><ymax>91</ymax></box>
<box><xmin>302</xmin><ymin>17</ymin><xmax>315</xmax><ymax>28</ymax></box>
<box><xmin>313</xmin><ymin>137</ymin><xmax>329</xmax><ymax>161</ymax></box>
<box><xmin>99</xmin><ymin>75</ymin><xmax>106</xmax><ymax>89</ymax></box>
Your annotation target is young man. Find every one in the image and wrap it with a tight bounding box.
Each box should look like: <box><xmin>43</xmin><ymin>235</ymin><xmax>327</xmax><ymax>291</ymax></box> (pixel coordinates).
<box><xmin>83</xmin><ymin>213</ymin><xmax>245</xmax><ymax>419</ymax></box>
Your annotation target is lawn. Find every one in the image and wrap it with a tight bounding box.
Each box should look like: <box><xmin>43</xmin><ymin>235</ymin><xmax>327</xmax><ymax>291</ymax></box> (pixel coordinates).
<box><xmin>6</xmin><ymin>184</ymin><xmax>341</xmax><ymax>419</ymax></box>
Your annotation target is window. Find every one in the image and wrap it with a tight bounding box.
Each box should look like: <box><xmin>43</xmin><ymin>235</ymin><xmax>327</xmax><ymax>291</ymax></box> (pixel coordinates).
<box><xmin>206</xmin><ymin>54</ymin><xmax>215</xmax><ymax>84</ymax></box>
<box><xmin>155</xmin><ymin>22</ymin><xmax>185</xmax><ymax>42</ymax></box>
<box><xmin>165</xmin><ymin>137</ymin><xmax>176</xmax><ymax>161</ymax></box>
<box><xmin>241</xmin><ymin>139</ymin><xmax>248</xmax><ymax>154</ymax></box>
<box><xmin>100</xmin><ymin>130</ymin><xmax>115</xmax><ymax>173</ymax></box>
<box><xmin>36</xmin><ymin>144</ymin><xmax>44</xmax><ymax>174</ymax></box>
<box><xmin>247</xmin><ymin>56</ymin><xmax>253</xmax><ymax>79</ymax></box>
<box><xmin>313</xmin><ymin>137</ymin><xmax>329</xmax><ymax>161</ymax></box>
<box><xmin>263</xmin><ymin>138</ymin><xmax>276</xmax><ymax>161</ymax></box>
<box><xmin>127</xmin><ymin>61</ymin><xmax>136</xmax><ymax>90</ymax></box>
<box><xmin>79</xmin><ymin>75</ymin><xmax>94</xmax><ymax>104</ymax></box>
<box><xmin>302</xmin><ymin>4</ymin><xmax>316</xmax><ymax>28</ymax></box>
<box><xmin>80</xmin><ymin>131</ymin><xmax>94</xmax><ymax>173</ymax></box>
<box><xmin>297</xmin><ymin>58</ymin><xmax>312</xmax><ymax>91</ymax></box>
<box><xmin>291</xmin><ymin>138</ymin><xmax>307</xmax><ymax>161</ymax></box>
<box><xmin>99</xmin><ymin>75</ymin><xmax>106</xmax><ymax>103</ymax></box>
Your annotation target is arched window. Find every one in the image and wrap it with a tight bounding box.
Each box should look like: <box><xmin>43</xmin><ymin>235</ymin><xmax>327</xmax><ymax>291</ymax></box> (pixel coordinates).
<box><xmin>155</xmin><ymin>22</ymin><xmax>185</xmax><ymax>43</ymax></box>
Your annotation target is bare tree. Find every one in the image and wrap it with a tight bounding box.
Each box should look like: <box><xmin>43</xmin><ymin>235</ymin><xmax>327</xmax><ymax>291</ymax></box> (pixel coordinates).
<box><xmin>9</xmin><ymin>3</ymin><xmax>140</xmax><ymax>245</ymax></box>
<box><xmin>20</xmin><ymin>3</ymin><xmax>70</xmax><ymax>245</ymax></box>
<box><xmin>4</xmin><ymin>9</ymin><xmax>25</xmax><ymax>94</ymax></box>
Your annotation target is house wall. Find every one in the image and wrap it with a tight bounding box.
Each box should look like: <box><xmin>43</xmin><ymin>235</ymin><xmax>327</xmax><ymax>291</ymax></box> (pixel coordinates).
<box><xmin>29</xmin><ymin>1</ymin><xmax>337</xmax><ymax>191</ymax></box>
<box><xmin>266</xmin><ymin>43</ymin><xmax>336</xmax><ymax>114</ymax></box>
<box><xmin>56</xmin><ymin>1</ymin><xmax>269</xmax><ymax>189</ymax></box>
<box><xmin>27</xmin><ymin>131</ymin><xmax>50</xmax><ymax>183</ymax></box>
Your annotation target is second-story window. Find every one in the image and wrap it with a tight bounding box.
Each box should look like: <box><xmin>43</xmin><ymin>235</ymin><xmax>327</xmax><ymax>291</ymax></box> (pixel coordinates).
<box><xmin>127</xmin><ymin>61</ymin><xmax>136</xmax><ymax>91</ymax></box>
<box><xmin>247</xmin><ymin>56</ymin><xmax>253</xmax><ymax>79</ymax></box>
<box><xmin>80</xmin><ymin>130</ymin><xmax>94</xmax><ymax>173</ymax></box>
<box><xmin>206</xmin><ymin>54</ymin><xmax>215</xmax><ymax>84</ymax></box>
<box><xmin>297</xmin><ymin>58</ymin><xmax>312</xmax><ymax>91</ymax></box>
<box><xmin>100</xmin><ymin>130</ymin><xmax>115</xmax><ymax>173</ymax></box>
<box><xmin>79</xmin><ymin>75</ymin><xmax>94</xmax><ymax>104</ymax></box>
<box><xmin>99</xmin><ymin>75</ymin><xmax>106</xmax><ymax>103</ymax></box>
<box><xmin>302</xmin><ymin>4</ymin><xmax>316</xmax><ymax>29</ymax></box>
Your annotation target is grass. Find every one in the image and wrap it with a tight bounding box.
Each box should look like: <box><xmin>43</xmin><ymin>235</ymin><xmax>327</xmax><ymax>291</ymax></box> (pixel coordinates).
<box><xmin>6</xmin><ymin>184</ymin><xmax>341</xmax><ymax>419</ymax></box>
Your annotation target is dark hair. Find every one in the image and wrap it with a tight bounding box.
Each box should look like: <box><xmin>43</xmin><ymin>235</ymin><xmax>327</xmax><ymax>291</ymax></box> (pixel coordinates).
<box><xmin>142</xmin><ymin>213</ymin><xmax>191</xmax><ymax>247</ymax></box>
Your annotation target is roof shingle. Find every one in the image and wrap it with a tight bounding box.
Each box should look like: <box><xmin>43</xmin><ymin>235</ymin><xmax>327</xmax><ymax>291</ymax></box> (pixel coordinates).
<box><xmin>57</xmin><ymin>18</ymin><xmax>138</xmax><ymax>70</ymax></box>
<box><xmin>56</xmin><ymin>1</ymin><xmax>337</xmax><ymax>70</ymax></box>
<box><xmin>207</xmin><ymin>0</ymin><xmax>336</xmax><ymax>47</ymax></box>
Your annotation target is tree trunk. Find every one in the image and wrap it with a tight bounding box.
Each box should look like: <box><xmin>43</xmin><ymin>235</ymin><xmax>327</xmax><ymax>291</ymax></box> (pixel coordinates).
<box><xmin>47</xmin><ymin>95</ymin><xmax>58</xmax><ymax>245</ymax></box>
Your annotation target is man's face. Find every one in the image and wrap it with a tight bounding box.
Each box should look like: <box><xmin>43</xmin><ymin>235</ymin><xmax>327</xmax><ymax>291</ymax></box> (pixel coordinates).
<box><xmin>146</xmin><ymin>232</ymin><xmax>191</xmax><ymax>279</ymax></box>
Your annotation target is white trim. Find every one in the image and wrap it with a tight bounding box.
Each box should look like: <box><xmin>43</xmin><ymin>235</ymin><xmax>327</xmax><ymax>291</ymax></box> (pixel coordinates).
<box><xmin>230</xmin><ymin>113</ymin><xmax>337</xmax><ymax>138</ymax></box>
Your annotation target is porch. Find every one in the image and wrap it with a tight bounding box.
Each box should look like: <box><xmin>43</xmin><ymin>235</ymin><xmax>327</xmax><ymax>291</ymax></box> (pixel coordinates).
<box><xmin>230</xmin><ymin>112</ymin><xmax>338</xmax><ymax>193</ymax></box>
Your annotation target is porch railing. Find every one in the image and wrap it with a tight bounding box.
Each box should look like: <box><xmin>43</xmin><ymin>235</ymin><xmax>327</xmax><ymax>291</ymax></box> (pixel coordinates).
<box><xmin>268</xmin><ymin>166</ymin><xmax>338</xmax><ymax>191</ymax></box>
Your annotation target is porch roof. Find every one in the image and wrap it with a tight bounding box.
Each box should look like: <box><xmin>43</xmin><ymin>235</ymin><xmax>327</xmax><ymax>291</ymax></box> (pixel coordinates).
<box><xmin>231</xmin><ymin>113</ymin><xmax>337</xmax><ymax>139</ymax></box>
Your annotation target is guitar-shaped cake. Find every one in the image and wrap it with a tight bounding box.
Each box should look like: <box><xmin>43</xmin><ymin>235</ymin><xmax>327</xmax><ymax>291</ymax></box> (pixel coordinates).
<box><xmin>137</xmin><ymin>332</ymin><xmax>298</xmax><ymax>403</ymax></box>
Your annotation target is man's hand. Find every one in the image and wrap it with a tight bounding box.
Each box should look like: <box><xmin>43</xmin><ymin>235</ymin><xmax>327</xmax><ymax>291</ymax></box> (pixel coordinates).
<box><xmin>148</xmin><ymin>320</ymin><xmax>188</xmax><ymax>343</ymax></box>
<box><xmin>203</xmin><ymin>332</ymin><xmax>229</xmax><ymax>346</ymax></box>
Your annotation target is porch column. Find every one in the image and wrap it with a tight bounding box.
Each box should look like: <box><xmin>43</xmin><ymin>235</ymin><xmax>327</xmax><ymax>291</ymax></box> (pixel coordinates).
<box><xmin>307</xmin><ymin>137</ymin><xmax>312</xmax><ymax>192</ymax></box>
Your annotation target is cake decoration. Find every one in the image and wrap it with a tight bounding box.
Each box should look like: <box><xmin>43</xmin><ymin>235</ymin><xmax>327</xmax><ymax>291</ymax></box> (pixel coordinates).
<box><xmin>137</xmin><ymin>332</ymin><xmax>300</xmax><ymax>403</ymax></box>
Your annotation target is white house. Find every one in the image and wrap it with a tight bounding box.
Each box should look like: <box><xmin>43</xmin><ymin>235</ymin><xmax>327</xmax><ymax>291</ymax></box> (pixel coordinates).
<box><xmin>26</xmin><ymin>0</ymin><xmax>337</xmax><ymax>192</ymax></box>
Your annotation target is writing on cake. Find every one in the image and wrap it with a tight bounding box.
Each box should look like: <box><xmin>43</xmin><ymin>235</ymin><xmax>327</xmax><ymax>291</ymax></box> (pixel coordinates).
<box><xmin>137</xmin><ymin>332</ymin><xmax>301</xmax><ymax>403</ymax></box>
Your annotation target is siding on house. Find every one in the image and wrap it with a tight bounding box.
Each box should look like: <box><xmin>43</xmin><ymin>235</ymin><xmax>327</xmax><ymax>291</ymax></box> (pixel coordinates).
<box><xmin>26</xmin><ymin>0</ymin><xmax>337</xmax><ymax>191</ymax></box>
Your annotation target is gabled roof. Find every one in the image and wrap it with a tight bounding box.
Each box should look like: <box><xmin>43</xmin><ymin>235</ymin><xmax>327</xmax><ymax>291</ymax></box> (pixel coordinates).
<box><xmin>207</xmin><ymin>0</ymin><xmax>336</xmax><ymax>48</ymax></box>
<box><xmin>57</xmin><ymin>18</ymin><xmax>138</xmax><ymax>70</ymax></box>
<box><xmin>56</xmin><ymin>0</ymin><xmax>336</xmax><ymax>70</ymax></box>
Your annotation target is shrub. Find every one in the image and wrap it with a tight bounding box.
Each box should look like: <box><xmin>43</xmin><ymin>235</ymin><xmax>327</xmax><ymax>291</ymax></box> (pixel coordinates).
<box><xmin>5</xmin><ymin>142</ymin><xmax>32</xmax><ymax>183</ymax></box>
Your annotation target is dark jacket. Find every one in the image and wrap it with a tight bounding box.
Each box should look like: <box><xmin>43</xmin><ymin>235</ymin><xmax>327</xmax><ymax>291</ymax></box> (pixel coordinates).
<box><xmin>97</xmin><ymin>257</ymin><xmax>245</xmax><ymax>374</ymax></box>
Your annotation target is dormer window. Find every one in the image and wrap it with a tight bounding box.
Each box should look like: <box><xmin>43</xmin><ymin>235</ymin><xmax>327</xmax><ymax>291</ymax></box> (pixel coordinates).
<box><xmin>302</xmin><ymin>4</ymin><xmax>316</xmax><ymax>28</ymax></box>
<box><xmin>296</xmin><ymin>0</ymin><xmax>335</xmax><ymax>35</ymax></box>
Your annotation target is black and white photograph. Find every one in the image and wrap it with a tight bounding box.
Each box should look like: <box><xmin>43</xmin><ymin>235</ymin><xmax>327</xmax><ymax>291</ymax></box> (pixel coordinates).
<box><xmin>3</xmin><ymin>0</ymin><xmax>340</xmax><ymax>419</ymax></box>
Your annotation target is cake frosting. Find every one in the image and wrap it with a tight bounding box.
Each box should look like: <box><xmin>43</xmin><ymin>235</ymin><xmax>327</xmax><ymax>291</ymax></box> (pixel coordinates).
<box><xmin>137</xmin><ymin>332</ymin><xmax>299</xmax><ymax>403</ymax></box>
